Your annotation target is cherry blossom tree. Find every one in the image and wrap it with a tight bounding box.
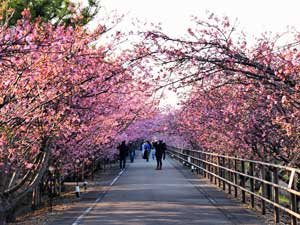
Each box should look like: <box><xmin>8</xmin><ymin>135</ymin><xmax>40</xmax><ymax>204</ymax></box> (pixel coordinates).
<box><xmin>139</xmin><ymin>13</ymin><xmax>300</xmax><ymax>164</ymax></box>
<box><xmin>0</xmin><ymin>10</ymin><xmax>154</xmax><ymax>223</ymax></box>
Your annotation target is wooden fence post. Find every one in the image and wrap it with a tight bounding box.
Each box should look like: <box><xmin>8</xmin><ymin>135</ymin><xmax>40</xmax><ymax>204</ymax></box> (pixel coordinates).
<box><xmin>210</xmin><ymin>155</ymin><xmax>213</xmax><ymax>183</ymax></box>
<box><xmin>241</xmin><ymin>160</ymin><xmax>246</xmax><ymax>203</ymax></box>
<box><xmin>234</xmin><ymin>158</ymin><xmax>238</xmax><ymax>198</ymax></box>
<box><xmin>214</xmin><ymin>155</ymin><xmax>217</xmax><ymax>185</ymax></box>
<box><xmin>218</xmin><ymin>156</ymin><xmax>221</xmax><ymax>187</ymax></box>
<box><xmin>266</xmin><ymin>168</ymin><xmax>272</xmax><ymax>200</ymax></box>
<box><xmin>261</xmin><ymin>165</ymin><xmax>266</xmax><ymax>215</ymax></box>
<box><xmin>31</xmin><ymin>186</ymin><xmax>37</xmax><ymax>210</ymax></box>
<box><xmin>207</xmin><ymin>154</ymin><xmax>210</xmax><ymax>180</ymax></box>
<box><xmin>222</xmin><ymin>157</ymin><xmax>226</xmax><ymax>191</ymax></box>
<box><xmin>204</xmin><ymin>153</ymin><xmax>207</xmax><ymax>178</ymax></box>
<box><xmin>289</xmin><ymin>169</ymin><xmax>297</xmax><ymax>225</ymax></box>
<box><xmin>228</xmin><ymin>158</ymin><xmax>232</xmax><ymax>195</ymax></box>
<box><xmin>273</xmin><ymin>167</ymin><xmax>280</xmax><ymax>223</ymax></box>
<box><xmin>196</xmin><ymin>151</ymin><xmax>200</xmax><ymax>175</ymax></box>
<box><xmin>249</xmin><ymin>162</ymin><xmax>255</xmax><ymax>208</ymax></box>
<box><xmin>199</xmin><ymin>152</ymin><xmax>203</xmax><ymax>176</ymax></box>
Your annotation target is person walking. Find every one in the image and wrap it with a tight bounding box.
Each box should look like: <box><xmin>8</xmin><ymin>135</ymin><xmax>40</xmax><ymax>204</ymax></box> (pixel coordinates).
<box><xmin>128</xmin><ymin>142</ymin><xmax>135</xmax><ymax>163</ymax></box>
<box><xmin>151</xmin><ymin>141</ymin><xmax>156</xmax><ymax>160</ymax></box>
<box><xmin>117</xmin><ymin>141</ymin><xmax>128</xmax><ymax>170</ymax></box>
<box><xmin>154</xmin><ymin>140</ymin><xmax>166</xmax><ymax>170</ymax></box>
<box><xmin>142</xmin><ymin>141</ymin><xmax>150</xmax><ymax>162</ymax></box>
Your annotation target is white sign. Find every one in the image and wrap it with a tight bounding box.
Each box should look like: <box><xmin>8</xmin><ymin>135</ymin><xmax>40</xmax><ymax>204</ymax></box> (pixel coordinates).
<box><xmin>75</xmin><ymin>185</ymin><xmax>80</xmax><ymax>193</ymax></box>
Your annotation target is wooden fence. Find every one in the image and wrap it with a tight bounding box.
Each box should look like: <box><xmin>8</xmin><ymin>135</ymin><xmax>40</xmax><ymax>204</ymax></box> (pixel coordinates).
<box><xmin>167</xmin><ymin>146</ymin><xmax>300</xmax><ymax>225</ymax></box>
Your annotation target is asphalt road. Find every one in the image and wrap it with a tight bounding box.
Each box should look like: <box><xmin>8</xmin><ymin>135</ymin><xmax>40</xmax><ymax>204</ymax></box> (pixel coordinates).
<box><xmin>65</xmin><ymin>152</ymin><xmax>266</xmax><ymax>225</ymax></box>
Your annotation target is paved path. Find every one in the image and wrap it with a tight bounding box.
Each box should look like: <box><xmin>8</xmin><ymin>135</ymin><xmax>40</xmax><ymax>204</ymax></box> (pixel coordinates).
<box><xmin>55</xmin><ymin>152</ymin><xmax>264</xmax><ymax>225</ymax></box>
<box><xmin>50</xmin><ymin>152</ymin><xmax>266</xmax><ymax>225</ymax></box>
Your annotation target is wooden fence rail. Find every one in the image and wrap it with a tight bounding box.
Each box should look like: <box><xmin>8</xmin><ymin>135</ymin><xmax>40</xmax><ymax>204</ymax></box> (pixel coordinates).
<box><xmin>167</xmin><ymin>146</ymin><xmax>300</xmax><ymax>225</ymax></box>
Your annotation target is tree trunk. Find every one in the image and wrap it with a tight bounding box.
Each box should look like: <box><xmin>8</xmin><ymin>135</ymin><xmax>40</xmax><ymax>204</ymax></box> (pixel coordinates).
<box><xmin>82</xmin><ymin>165</ymin><xmax>85</xmax><ymax>181</ymax></box>
<box><xmin>58</xmin><ymin>173</ymin><xmax>62</xmax><ymax>196</ymax></box>
<box><xmin>0</xmin><ymin>210</ymin><xmax>7</xmax><ymax>225</ymax></box>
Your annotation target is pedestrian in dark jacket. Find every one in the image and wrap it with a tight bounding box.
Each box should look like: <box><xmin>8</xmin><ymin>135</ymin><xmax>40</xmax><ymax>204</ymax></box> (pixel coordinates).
<box><xmin>128</xmin><ymin>142</ymin><xmax>135</xmax><ymax>163</ymax></box>
<box><xmin>154</xmin><ymin>140</ymin><xmax>166</xmax><ymax>170</ymax></box>
<box><xmin>117</xmin><ymin>141</ymin><xmax>128</xmax><ymax>170</ymax></box>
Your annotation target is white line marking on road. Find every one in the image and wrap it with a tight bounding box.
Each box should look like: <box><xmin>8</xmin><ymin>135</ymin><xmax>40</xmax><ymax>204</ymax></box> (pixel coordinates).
<box><xmin>85</xmin><ymin>207</ymin><xmax>92</xmax><ymax>213</ymax></box>
<box><xmin>95</xmin><ymin>196</ymin><xmax>101</xmax><ymax>202</ymax></box>
<box><xmin>71</xmin><ymin>169</ymin><xmax>124</xmax><ymax>225</ymax></box>
<box><xmin>109</xmin><ymin>170</ymin><xmax>123</xmax><ymax>186</ymax></box>
<box><xmin>210</xmin><ymin>199</ymin><xmax>217</xmax><ymax>204</ymax></box>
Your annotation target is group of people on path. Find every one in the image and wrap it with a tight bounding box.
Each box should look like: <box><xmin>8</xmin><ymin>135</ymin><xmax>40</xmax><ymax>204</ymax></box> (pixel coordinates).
<box><xmin>142</xmin><ymin>140</ymin><xmax>166</xmax><ymax>170</ymax></box>
<box><xmin>117</xmin><ymin>140</ymin><xmax>166</xmax><ymax>170</ymax></box>
<box><xmin>117</xmin><ymin>141</ymin><xmax>136</xmax><ymax>170</ymax></box>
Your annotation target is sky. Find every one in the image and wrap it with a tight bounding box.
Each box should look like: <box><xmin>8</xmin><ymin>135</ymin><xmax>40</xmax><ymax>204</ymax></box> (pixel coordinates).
<box><xmin>98</xmin><ymin>0</ymin><xmax>300</xmax><ymax>38</ymax></box>
<box><xmin>89</xmin><ymin>0</ymin><xmax>300</xmax><ymax>107</ymax></box>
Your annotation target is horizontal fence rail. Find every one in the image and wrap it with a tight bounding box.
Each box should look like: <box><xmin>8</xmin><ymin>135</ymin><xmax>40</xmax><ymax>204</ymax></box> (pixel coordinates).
<box><xmin>167</xmin><ymin>146</ymin><xmax>300</xmax><ymax>225</ymax></box>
